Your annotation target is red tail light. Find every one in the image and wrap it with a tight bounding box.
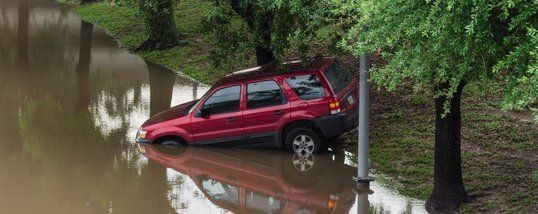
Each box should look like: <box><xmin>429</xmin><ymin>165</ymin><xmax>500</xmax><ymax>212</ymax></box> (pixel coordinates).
<box><xmin>329</xmin><ymin>98</ymin><xmax>341</xmax><ymax>114</ymax></box>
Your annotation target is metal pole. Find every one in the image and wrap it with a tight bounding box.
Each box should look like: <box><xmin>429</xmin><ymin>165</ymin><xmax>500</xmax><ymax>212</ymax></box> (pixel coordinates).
<box><xmin>357</xmin><ymin>53</ymin><xmax>372</xmax><ymax>182</ymax></box>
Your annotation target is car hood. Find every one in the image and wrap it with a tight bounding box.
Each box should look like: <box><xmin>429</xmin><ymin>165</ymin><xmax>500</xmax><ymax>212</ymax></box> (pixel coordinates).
<box><xmin>142</xmin><ymin>100</ymin><xmax>196</xmax><ymax>128</ymax></box>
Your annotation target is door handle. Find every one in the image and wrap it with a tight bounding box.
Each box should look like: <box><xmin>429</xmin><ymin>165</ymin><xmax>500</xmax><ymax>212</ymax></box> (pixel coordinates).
<box><xmin>274</xmin><ymin>110</ymin><xmax>285</xmax><ymax>115</ymax></box>
<box><xmin>227</xmin><ymin>117</ymin><xmax>237</xmax><ymax>122</ymax></box>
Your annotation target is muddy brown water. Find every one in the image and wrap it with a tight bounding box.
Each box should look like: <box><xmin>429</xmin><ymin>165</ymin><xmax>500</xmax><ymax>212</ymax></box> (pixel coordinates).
<box><xmin>0</xmin><ymin>0</ymin><xmax>426</xmax><ymax>213</ymax></box>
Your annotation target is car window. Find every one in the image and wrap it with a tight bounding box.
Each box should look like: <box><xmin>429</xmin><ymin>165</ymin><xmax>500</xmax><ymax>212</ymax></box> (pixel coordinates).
<box><xmin>247</xmin><ymin>80</ymin><xmax>286</xmax><ymax>109</ymax></box>
<box><xmin>324</xmin><ymin>62</ymin><xmax>352</xmax><ymax>93</ymax></box>
<box><xmin>245</xmin><ymin>189</ymin><xmax>286</xmax><ymax>213</ymax></box>
<box><xmin>285</xmin><ymin>74</ymin><xmax>326</xmax><ymax>100</ymax></box>
<box><xmin>202</xmin><ymin>85</ymin><xmax>240</xmax><ymax>115</ymax></box>
<box><xmin>201</xmin><ymin>178</ymin><xmax>240</xmax><ymax>209</ymax></box>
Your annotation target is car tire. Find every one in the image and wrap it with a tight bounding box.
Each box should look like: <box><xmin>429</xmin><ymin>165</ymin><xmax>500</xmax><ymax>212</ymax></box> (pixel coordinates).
<box><xmin>280</xmin><ymin>153</ymin><xmax>325</xmax><ymax>188</ymax></box>
<box><xmin>284</xmin><ymin>127</ymin><xmax>323</xmax><ymax>155</ymax></box>
<box><xmin>160</xmin><ymin>140</ymin><xmax>182</xmax><ymax>146</ymax></box>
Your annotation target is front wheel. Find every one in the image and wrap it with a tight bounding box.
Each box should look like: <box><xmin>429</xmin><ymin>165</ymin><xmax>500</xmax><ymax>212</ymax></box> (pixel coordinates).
<box><xmin>284</xmin><ymin>127</ymin><xmax>323</xmax><ymax>155</ymax></box>
<box><xmin>160</xmin><ymin>140</ymin><xmax>182</xmax><ymax>146</ymax></box>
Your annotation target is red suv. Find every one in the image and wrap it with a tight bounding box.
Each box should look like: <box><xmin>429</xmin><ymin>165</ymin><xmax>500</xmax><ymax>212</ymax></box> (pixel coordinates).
<box><xmin>136</xmin><ymin>58</ymin><xmax>358</xmax><ymax>154</ymax></box>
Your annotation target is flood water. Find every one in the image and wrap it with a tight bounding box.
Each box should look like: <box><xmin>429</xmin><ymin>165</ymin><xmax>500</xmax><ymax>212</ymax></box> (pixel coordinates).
<box><xmin>0</xmin><ymin>0</ymin><xmax>426</xmax><ymax>213</ymax></box>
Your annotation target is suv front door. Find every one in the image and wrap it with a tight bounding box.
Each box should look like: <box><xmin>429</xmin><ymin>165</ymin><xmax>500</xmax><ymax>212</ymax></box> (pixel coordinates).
<box><xmin>191</xmin><ymin>85</ymin><xmax>244</xmax><ymax>145</ymax></box>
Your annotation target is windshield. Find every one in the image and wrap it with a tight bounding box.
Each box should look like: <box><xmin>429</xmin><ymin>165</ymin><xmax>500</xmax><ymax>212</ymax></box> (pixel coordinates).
<box><xmin>186</xmin><ymin>99</ymin><xmax>200</xmax><ymax>114</ymax></box>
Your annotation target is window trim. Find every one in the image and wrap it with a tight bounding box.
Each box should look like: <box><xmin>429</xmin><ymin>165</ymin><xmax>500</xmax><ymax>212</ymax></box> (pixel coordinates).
<box><xmin>194</xmin><ymin>84</ymin><xmax>242</xmax><ymax>117</ymax></box>
<box><xmin>245</xmin><ymin>79</ymin><xmax>288</xmax><ymax>110</ymax></box>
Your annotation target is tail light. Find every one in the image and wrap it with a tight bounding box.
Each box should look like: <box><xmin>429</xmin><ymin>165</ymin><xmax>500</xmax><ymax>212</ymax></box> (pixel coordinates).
<box><xmin>329</xmin><ymin>98</ymin><xmax>341</xmax><ymax>115</ymax></box>
<box><xmin>327</xmin><ymin>195</ymin><xmax>338</xmax><ymax>210</ymax></box>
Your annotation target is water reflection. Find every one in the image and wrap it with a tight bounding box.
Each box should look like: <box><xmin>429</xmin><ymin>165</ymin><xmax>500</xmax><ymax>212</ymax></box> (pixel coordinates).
<box><xmin>0</xmin><ymin>0</ymin><xmax>207</xmax><ymax>213</ymax></box>
<box><xmin>17</xmin><ymin>0</ymin><xmax>28</xmax><ymax>67</ymax></box>
<box><xmin>148</xmin><ymin>61</ymin><xmax>176</xmax><ymax>116</ymax></box>
<box><xmin>140</xmin><ymin>145</ymin><xmax>357</xmax><ymax>213</ymax></box>
<box><xmin>140</xmin><ymin>145</ymin><xmax>428</xmax><ymax>214</ymax></box>
<box><xmin>76</xmin><ymin>20</ymin><xmax>92</xmax><ymax>110</ymax></box>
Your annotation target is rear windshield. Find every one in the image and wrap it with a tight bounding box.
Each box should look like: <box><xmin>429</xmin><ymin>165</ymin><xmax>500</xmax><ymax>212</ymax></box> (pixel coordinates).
<box><xmin>324</xmin><ymin>62</ymin><xmax>352</xmax><ymax>93</ymax></box>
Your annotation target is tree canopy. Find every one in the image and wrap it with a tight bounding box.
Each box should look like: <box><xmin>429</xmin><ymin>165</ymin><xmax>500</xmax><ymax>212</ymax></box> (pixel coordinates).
<box><xmin>342</xmin><ymin>0</ymin><xmax>537</xmax><ymax>115</ymax></box>
<box><xmin>339</xmin><ymin>0</ymin><xmax>537</xmax><ymax>211</ymax></box>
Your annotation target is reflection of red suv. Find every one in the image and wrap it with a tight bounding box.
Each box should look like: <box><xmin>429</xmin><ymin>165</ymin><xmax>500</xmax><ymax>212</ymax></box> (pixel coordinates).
<box><xmin>136</xmin><ymin>58</ymin><xmax>358</xmax><ymax>154</ymax></box>
<box><xmin>139</xmin><ymin>145</ymin><xmax>357</xmax><ymax>213</ymax></box>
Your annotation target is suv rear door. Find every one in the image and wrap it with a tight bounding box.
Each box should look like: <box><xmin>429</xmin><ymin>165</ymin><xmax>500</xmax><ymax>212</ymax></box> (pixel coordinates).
<box><xmin>321</xmin><ymin>61</ymin><xmax>358</xmax><ymax>113</ymax></box>
<box><xmin>241</xmin><ymin>78</ymin><xmax>290</xmax><ymax>145</ymax></box>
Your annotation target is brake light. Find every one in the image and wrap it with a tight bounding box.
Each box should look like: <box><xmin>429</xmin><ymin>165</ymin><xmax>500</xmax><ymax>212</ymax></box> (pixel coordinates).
<box><xmin>329</xmin><ymin>98</ymin><xmax>341</xmax><ymax>114</ymax></box>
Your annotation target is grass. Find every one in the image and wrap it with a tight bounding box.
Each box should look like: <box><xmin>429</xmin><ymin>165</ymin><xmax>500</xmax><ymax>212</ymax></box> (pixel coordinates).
<box><xmin>72</xmin><ymin>0</ymin><xmax>222</xmax><ymax>84</ymax></box>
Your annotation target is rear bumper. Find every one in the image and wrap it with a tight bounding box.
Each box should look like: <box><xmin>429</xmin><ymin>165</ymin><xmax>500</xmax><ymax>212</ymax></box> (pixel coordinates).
<box><xmin>312</xmin><ymin>108</ymin><xmax>358</xmax><ymax>140</ymax></box>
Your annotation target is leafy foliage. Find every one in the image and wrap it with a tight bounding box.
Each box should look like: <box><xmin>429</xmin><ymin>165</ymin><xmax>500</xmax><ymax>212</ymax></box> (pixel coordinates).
<box><xmin>136</xmin><ymin>0</ymin><xmax>179</xmax><ymax>50</ymax></box>
<box><xmin>202</xmin><ymin>0</ymin><xmax>329</xmax><ymax>68</ymax></box>
<box><xmin>341</xmin><ymin>0</ymin><xmax>537</xmax><ymax>115</ymax></box>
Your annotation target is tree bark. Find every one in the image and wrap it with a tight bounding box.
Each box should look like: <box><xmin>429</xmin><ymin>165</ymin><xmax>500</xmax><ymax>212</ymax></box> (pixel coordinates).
<box><xmin>426</xmin><ymin>81</ymin><xmax>470</xmax><ymax>213</ymax></box>
<box><xmin>229</xmin><ymin>0</ymin><xmax>275</xmax><ymax>65</ymax></box>
<box><xmin>254</xmin><ymin>15</ymin><xmax>275</xmax><ymax>65</ymax></box>
<box><xmin>255</xmin><ymin>46</ymin><xmax>274</xmax><ymax>65</ymax></box>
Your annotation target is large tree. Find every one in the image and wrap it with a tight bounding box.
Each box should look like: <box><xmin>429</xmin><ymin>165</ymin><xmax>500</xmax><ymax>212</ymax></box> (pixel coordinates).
<box><xmin>136</xmin><ymin>0</ymin><xmax>179</xmax><ymax>51</ymax></box>
<box><xmin>204</xmin><ymin>0</ymin><xmax>324</xmax><ymax>67</ymax></box>
<box><xmin>341</xmin><ymin>0</ymin><xmax>537</xmax><ymax>212</ymax></box>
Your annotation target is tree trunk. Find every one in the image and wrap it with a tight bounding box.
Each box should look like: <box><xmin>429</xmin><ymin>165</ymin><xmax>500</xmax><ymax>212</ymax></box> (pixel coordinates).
<box><xmin>255</xmin><ymin>46</ymin><xmax>275</xmax><ymax>65</ymax></box>
<box><xmin>229</xmin><ymin>0</ymin><xmax>275</xmax><ymax>65</ymax></box>
<box><xmin>426</xmin><ymin>82</ymin><xmax>470</xmax><ymax>213</ymax></box>
<box><xmin>136</xmin><ymin>0</ymin><xmax>178</xmax><ymax>51</ymax></box>
<box><xmin>254</xmin><ymin>16</ymin><xmax>275</xmax><ymax>65</ymax></box>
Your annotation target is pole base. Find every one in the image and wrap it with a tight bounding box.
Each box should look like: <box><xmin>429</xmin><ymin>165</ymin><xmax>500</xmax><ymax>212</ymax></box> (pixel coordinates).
<box><xmin>354</xmin><ymin>176</ymin><xmax>374</xmax><ymax>183</ymax></box>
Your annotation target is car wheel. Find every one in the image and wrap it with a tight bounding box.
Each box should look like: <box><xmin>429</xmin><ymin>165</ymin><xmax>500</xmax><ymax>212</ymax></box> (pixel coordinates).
<box><xmin>280</xmin><ymin>152</ymin><xmax>325</xmax><ymax>188</ymax></box>
<box><xmin>160</xmin><ymin>140</ymin><xmax>182</xmax><ymax>146</ymax></box>
<box><xmin>284</xmin><ymin>127</ymin><xmax>323</xmax><ymax>155</ymax></box>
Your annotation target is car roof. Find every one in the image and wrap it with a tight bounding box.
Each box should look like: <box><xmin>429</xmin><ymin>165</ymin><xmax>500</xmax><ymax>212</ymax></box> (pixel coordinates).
<box><xmin>213</xmin><ymin>58</ymin><xmax>334</xmax><ymax>86</ymax></box>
